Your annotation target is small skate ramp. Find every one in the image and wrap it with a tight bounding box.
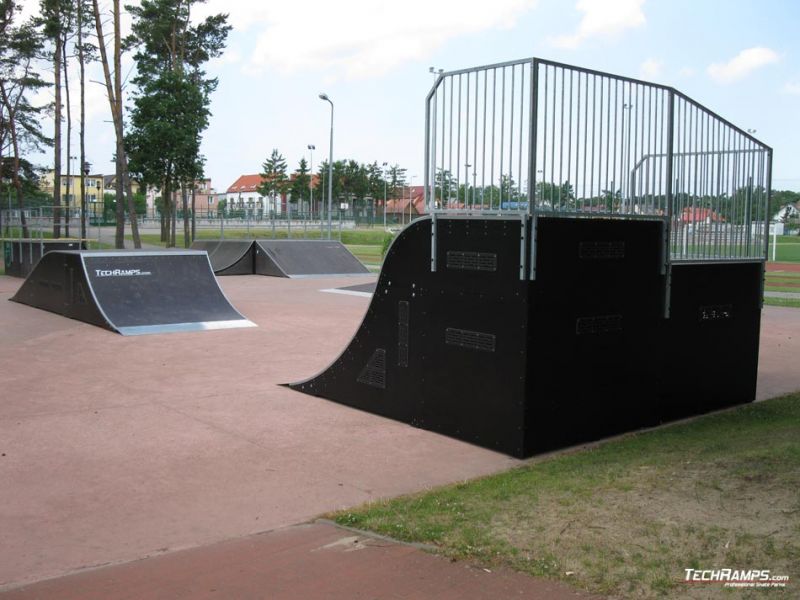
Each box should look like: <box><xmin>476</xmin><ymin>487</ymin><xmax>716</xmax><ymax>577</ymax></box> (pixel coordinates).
<box><xmin>10</xmin><ymin>250</ymin><xmax>255</xmax><ymax>335</ymax></box>
<box><xmin>254</xmin><ymin>240</ymin><xmax>369</xmax><ymax>277</ymax></box>
<box><xmin>190</xmin><ymin>240</ymin><xmax>254</xmax><ymax>275</ymax></box>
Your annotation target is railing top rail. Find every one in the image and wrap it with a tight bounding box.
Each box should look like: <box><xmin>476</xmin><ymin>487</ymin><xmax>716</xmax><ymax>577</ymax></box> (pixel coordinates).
<box><xmin>428</xmin><ymin>56</ymin><xmax>772</xmax><ymax>151</ymax></box>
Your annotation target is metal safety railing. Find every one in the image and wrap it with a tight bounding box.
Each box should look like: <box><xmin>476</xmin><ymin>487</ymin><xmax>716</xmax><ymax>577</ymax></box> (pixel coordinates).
<box><xmin>424</xmin><ymin>57</ymin><xmax>772</xmax><ymax>264</ymax></box>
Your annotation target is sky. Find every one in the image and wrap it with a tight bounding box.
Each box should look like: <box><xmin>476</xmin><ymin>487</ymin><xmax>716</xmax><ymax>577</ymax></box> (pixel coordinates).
<box><xmin>19</xmin><ymin>0</ymin><xmax>800</xmax><ymax>193</ymax></box>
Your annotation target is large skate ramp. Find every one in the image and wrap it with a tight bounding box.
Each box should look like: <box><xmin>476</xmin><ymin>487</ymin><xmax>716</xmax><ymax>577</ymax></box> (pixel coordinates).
<box><xmin>190</xmin><ymin>240</ymin><xmax>254</xmax><ymax>275</ymax></box>
<box><xmin>254</xmin><ymin>240</ymin><xmax>369</xmax><ymax>277</ymax></box>
<box><xmin>10</xmin><ymin>250</ymin><xmax>255</xmax><ymax>335</ymax></box>
<box><xmin>289</xmin><ymin>216</ymin><xmax>762</xmax><ymax>458</ymax></box>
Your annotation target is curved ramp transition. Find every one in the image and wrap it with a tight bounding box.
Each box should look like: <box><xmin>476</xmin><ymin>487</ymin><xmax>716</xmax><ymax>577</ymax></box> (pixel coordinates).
<box><xmin>10</xmin><ymin>250</ymin><xmax>255</xmax><ymax>335</ymax></box>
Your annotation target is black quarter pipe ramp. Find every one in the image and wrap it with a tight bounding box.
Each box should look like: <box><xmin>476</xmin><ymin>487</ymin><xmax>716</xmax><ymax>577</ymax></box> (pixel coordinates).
<box><xmin>190</xmin><ymin>240</ymin><xmax>255</xmax><ymax>275</ymax></box>
<box><xmin>289</xmin><ymin>216</ymin><xmax>763</xmax><ymax>458</ymax></box>
<box><xmin>254</xmin><ymin>240</ymin><xmax>369</xmax><ymax>277</ymax></box>
<box><xmin>10</xmin><ymin>250</ymin><xmax>255</xmax><ymax>335</ymax></box>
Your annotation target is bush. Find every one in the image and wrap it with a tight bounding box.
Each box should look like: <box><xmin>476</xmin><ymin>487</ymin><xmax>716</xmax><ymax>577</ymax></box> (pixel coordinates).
<box><xmin>381</xmin><ymin>232</ymin><xmax>396</xmax><ymax>258</ymax></box>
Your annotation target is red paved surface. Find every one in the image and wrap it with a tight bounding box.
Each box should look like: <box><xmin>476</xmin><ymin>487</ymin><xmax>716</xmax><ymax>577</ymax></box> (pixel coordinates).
<box><xmin>0</xmin><ymin>274</ymin><xmax>518</xmax><ymax>590</ymax></box>
<box><xmin>0</xmin><ymin>522</ymin><xmax>599</xmax><ymax>600</ymax></box>
<box><xmin>766</xmin><ymin>261</ymin><xmax>800</xmax><ymax>273</ymax></box>
<box><xmin>1</xmin><ymin>272</ymin><xmax>799</xmax><ymax>597</ymax></box>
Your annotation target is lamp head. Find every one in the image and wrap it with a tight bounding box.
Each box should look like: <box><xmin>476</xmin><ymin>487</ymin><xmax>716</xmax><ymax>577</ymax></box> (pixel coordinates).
<box><xmin>319</xmin><ymin>93</ymin><xmax>329</xmax><ymax>101</ymax></box>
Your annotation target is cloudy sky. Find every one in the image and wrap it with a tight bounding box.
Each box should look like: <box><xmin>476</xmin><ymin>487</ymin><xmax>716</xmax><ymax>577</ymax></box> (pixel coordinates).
<box><xmin>21</xmin><ymin>0</ymin><xmax>800</xmax><ymax>192</ymax></box>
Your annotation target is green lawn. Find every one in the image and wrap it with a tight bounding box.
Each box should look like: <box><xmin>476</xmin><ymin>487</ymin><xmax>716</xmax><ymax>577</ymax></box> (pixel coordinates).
<box><xmin>763</xmin><ymin>296</ymin><xmax>800</xmax><ymax>308</ymax></box>
<box><xmin>770</xmin><ymin>239</ymin><xmax>800</xmax><ymax>262</ymax></box>
<box><xmin>331</xmin><ymin>394</ymin><xmax>800</xmax><ymax>599</ymax></box>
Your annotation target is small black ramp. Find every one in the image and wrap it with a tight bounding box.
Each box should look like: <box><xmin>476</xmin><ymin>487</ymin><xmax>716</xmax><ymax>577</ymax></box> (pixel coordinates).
<box><xmin>10</xmin><ymin>250</ymin><xmax>255</xmax><ymax>335</ymax></box>
<box><xmin>198</xmin><ymin>240</ymin><xmax>255</xmax><ymax>275</ymax></box>
<box><xmin>254</xmin><ymin>240</ymin><xmax>369</xmax><ymax>277</ymax></box>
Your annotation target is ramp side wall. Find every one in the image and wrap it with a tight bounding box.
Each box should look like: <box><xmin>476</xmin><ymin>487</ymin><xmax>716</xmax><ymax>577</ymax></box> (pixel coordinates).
<box><xmin>291</xmin><ymin>217</ymin><xmax>529</xmax><ymax>456</ymax></box>
<box><xmin>10</xmin><ymin>251</ymin><xmax>111</xmax><ymax>330</ymax></box>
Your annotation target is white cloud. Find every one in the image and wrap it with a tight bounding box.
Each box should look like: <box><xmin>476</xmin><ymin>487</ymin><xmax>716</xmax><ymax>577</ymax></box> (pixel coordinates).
<box><xmin>707</xmin><ymin>47</ymin><xmax>780</xmax><ymax>84</ymax></box>
<box><xmin>784</xmin><ymin>81</ymin><xmax>800</xmax><ymax>95</ymax></box>
<box><xmin>639</xmin><ymin>58</ymin><xmax>662</xmax><ymax>79</ymax></box>
<box><xmin>551</xmin><ymin>0</ymin><xmax>645</xmax><ymax>49</ymax></box>
<box><xmin>197</xmin><ymin>0</ymin><xmax>538</xmax><ymax>79</ymax></box>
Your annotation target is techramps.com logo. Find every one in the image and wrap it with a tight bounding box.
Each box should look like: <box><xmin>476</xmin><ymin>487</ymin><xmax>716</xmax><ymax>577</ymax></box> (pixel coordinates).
<box><xmin>94</xmin><ymin>268</ymin><xmax>152</xmax><ymax>277</ymax></box>
<box><xmin>683</xmin><ymin>568</ymin><xmax>790</xmax><ymax>589</ymax></box>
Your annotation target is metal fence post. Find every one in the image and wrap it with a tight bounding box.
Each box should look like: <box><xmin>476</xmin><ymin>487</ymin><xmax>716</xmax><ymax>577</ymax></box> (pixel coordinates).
<box><xmin>663</xmin><ymin>88</ymin><xmax>675</xmax><ymax>319</ymax></box>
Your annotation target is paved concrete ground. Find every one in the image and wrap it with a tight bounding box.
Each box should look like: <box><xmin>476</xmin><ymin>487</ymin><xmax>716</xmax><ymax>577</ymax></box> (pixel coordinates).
<box><xmin>0</xmin><ymin>274</ymin><xmax>517</xmax><ymax>591</ymax></box>
<box><xmin>1</xmin><ymin>522</ymin><xmax>599</xmax><ymax>600</ymax></box>
<box><xmin>1</xmin><ymin>273</ymin><xmax>799</xmax><ymax>596</ymax></box>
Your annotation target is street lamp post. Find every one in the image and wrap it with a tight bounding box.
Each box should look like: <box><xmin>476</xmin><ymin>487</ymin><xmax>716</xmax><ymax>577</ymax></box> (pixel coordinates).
<box><xmin>408</xmin><ymin>175</ymin><xmax>416</xmax><ymax>225</ymax></box>
<box><xmin>307</xmin><ymin>144</ymin><xmax>315</xmax><ymax>220</ymax></box>
<box><xmin>382</xmin><ymin>162</ymin><xmax>388</xmax><ymax>230</ymax></box>
<box><xmin>319</xmin><ymin>93</ymin><xmax>334</xmax><ymax>239</ymax></box>
<box><xmin>82</xmin><ymin>161</ymin><xmax>91</xmax><ymax>245</ymax></box>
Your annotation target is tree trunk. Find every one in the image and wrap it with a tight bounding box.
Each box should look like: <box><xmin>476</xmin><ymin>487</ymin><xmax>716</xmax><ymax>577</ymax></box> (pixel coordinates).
<box><xmin>52</xmin><ymin>28</ymin><xmax>62</xmax><ymax>239</ymax></box>
<box><xmin>191</xmin><ymin>184</ymin><xmax>196</xmax><ymax>242</ymax></box>
<box><xmin>92</xmin><ymin>0</ymin><xmax>141</xmax><ymax>249</ymax></box>
<box><xmin>62</xmin><ymin>36</ymin><xmax>71</xmax><ymax>238</ymax></box>
<box><xmin>7</xmin><ymin>110</ymin><xmax>29</xmax><ymax>238</ymax></box>
<box><xmin>170</xmin><ymin>189</ymin><xmax>177</xmax><ymax>247</ymax></box>
<box><xmin>162</xmin><ymin>175</ymin><xmax>170</xmax><ymax>245</ymax></box>
<box><xmin>115</xmin><ymin>0</ymin><xmax>140</xmax><ymax>249</ymax></box>
<box><xmin>182</xmin><ymin>184</ymin><xmax>189</xmax><ymax>248</ymax></box>
<box><xmin>78</xmin><ymin>0</ymin><xmax>86</xmax><ymax>243</ymax></box>
<box><xmin>112</xmin><ymin>0</ymin><xmax>124</xmax><ymax>248</ymax></box>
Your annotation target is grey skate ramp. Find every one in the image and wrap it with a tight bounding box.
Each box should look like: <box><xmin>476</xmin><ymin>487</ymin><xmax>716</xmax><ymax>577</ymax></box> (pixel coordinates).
<box><xmin>191</xmin><ymin>240</ymin><xmax>254</xmax><ymax>275</ymax></box>
<box><xmin>10</xmin><ymin>250</ymin><xmax>255</xmax><ymax>335</ymax></box>
<box><xmin>254</xmin><ymin>240</ymin><xmax>369</xmax><ymax>278</ymax></box>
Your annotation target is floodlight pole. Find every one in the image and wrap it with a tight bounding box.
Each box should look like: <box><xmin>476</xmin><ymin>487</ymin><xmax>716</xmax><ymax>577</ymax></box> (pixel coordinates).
<box><xmin>319</xmin><ymin>93</ymin><xmax>334</xmax><ymax>239</ymax></box>
<box><xmin>82</xmin><ymin>161</ymin><xmax>90</xmax><ymax>245</ymax></box>
<box><xmin>382</xmin><ymin>162</ymin><xmax>388</xmax><ymax>230</ymax></box>
<box><xmin>307</xmin><ymin>144</ymin><xmax>315</xmax><ymax>219</ymax></box>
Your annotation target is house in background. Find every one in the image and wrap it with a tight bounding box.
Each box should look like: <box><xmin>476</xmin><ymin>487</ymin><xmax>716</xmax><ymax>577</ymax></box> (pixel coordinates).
<box><xmin>385</xmin><ymin>185</ymin><xmax>426</xmax><ymax>224</ymax></box>
<box><xmin>40</xmin><ymin>170</ymin><xmax>104</xmax><ymax>210</ymax></box>
<box><xmin>162</xmin><ymin>179</ymin><xmax>216</xmax><ymax>217</ymax></box>
<box><xmin>225</xmin><ymin>174</ymin><xmax>286</xmax><ymax>217</ymax></box>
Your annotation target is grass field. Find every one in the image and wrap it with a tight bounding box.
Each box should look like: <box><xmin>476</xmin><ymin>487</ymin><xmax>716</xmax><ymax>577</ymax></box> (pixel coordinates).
<box><xmin>771</xmin><ymin>237</ymin><xmax>800</xmax><ymax>262</ymax></box>
<box><xmin>332</xmin><ymin>393</ymin><xmax>800</xmax><ymax>599</ymax></box>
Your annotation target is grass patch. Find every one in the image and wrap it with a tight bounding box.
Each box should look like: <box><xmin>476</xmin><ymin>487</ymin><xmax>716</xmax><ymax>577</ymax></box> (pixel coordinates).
<box><xmin>764</xmin><ymin>296</ymin><xmax>800</xmax><ymax>308</ymax></box>
<box><xmin>331</xmin><ymin>394</ymin><xmax>800</xmax><ymax>598</ymax></box>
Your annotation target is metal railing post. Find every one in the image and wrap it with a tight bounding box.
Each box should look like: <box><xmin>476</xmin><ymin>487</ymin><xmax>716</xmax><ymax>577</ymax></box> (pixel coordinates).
<box><xmin>528</xmin><ymin>58</ymin><xmax>539</xmax><ymax>280</ymax></box>
<box><xmin>663</xmin><ymin>89</ymin><xmax>675</xmax><ymax>318</ymax></box>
